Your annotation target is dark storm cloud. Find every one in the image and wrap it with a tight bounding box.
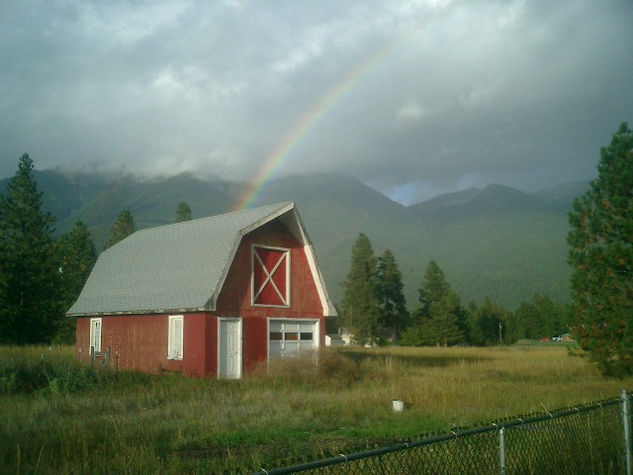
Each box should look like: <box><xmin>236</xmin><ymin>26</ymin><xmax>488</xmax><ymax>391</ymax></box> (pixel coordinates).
<box><xmin>1</xmin><ymin>0</ymin><xmax>631</xmax><ymax>203</ymax></box>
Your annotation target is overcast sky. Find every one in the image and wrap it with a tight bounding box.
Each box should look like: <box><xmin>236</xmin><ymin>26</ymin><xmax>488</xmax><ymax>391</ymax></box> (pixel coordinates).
<box><xmin>1</xmin><ymin>0</ymin><xmax>631</xmax><ymax>204</ymax></box>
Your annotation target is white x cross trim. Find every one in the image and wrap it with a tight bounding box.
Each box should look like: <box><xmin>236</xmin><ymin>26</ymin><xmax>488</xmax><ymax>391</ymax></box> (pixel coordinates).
<box><xmin>254</xmin><ymin>250</ymin><xmax>287</xmax><ymax>305</ymax></box>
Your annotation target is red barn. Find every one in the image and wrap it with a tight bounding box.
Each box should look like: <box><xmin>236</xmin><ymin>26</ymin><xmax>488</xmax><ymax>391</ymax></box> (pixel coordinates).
<box><xmin>68</xmin><ymin>202</ymin><xmax>336</xmax><ymax>378</ymax></box>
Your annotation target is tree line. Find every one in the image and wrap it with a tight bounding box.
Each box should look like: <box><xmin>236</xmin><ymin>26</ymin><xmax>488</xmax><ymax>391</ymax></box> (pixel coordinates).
<box><xmin>337</xmin><ymin>232</ymin><xmax>570</xmax><ymax>346</ymax></box>
<box><xmin>0</xmin><ymin>154</ymin><xmax>192</xmax><ymax>345</ymax></box>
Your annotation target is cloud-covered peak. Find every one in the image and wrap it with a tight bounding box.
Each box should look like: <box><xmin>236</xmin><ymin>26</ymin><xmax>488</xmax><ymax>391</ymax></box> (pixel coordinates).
<box><xmin>1</xmin><ymin>0</ymin><xmax>631</xmax><ymax>203</ymax></box>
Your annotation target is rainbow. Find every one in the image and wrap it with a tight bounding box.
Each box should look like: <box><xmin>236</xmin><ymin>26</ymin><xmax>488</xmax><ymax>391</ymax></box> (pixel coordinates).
<box><xmin>232</xmin><ymin>34</ymin><xmax>410</xmax><ymax>211</ymax></box>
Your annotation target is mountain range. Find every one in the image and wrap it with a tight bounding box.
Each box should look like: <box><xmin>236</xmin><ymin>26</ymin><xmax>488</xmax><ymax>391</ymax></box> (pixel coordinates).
<box><xmin>0</xmin><ymin>169</ymin><xmax>589</xmax><ymax>309</ymax></box>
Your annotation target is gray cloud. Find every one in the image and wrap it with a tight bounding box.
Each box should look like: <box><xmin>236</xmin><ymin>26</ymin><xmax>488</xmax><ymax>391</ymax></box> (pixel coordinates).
<box><xmin>1</xmin><ymin>0</ymin><xmax>631</xmax><ymax>203</ymax></box>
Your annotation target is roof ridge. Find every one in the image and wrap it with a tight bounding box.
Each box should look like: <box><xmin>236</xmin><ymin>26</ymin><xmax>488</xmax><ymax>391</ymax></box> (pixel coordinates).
<box><xmin>132</xmin><ymin>201</ymin><xmax>295</xmax><ymax>235</ymax></box>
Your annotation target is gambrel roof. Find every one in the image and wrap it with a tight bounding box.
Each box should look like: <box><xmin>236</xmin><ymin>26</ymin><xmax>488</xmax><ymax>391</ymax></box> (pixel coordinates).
<box><xmin>67</xmin><ymin>202</ymin><xmax>335</xmax><ymax>317</ymax></box>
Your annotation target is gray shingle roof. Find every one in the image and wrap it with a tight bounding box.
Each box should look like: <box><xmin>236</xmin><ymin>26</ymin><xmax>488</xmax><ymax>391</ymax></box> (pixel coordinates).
<box><xmin>67</xmin><ymin>202</ymin><xmax>334</xmax><ymax>316</ymax></box>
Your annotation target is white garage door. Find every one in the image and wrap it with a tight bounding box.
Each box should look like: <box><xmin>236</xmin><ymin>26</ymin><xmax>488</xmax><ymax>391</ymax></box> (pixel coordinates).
<box><xmin>268</xmin><ymin>319</ymin><xmax>318</xmax><ymax>359</ymax></box>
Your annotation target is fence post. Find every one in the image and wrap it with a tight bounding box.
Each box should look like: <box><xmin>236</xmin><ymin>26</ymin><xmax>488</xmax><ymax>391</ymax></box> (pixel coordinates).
<box><xmin>499</xmin><ymin>426</ymin><xmax>507</xmax><ymax>475</ymax></box>
<box><xmin>623</xmin><ymin>389</ymin><xmax>632</xmax><ymax>475</ymax></box>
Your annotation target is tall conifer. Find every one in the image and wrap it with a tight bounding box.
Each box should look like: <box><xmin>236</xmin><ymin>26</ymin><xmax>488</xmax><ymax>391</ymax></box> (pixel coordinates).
<box><xmin>428</xmin><ymin>290</ymin><xmax>464</xmax><ymax>346</ymax></box>
<box><xmin>104</xmin><ymin>209</ymin><xmax>135</xmax><ymax>250</ymax></box>
<box><xmin>0</xmin><ymin>154</ymin><xmax>63</xmax><ymax>344</ymax></box>
<box><xmin>402</xmin><ymin>260</ymin><xmax>466</xmax><ymax>346</ymax></box>
<box><xmin>341</xmin><ymin>233</ymin><xmax>381</xmax><ymax>342</ymax></box>
<box><xmin>377</xmin><ymin>249</ymin><xmax>409</xmax><ymax>333</ymax></box>
<box><xmin>414</xmin><ymin>260</ymin><xmax>450</xmax><ymax>322</ymax></box>
<box><xmin>567</xmin><ymin>122</ymin><xmax>633</xmax><ymax>376</ymax></box>
<box><xmin>56</xmin><ymin>220</ymin><xmax>97</xmax><ymax>342</ymax></box>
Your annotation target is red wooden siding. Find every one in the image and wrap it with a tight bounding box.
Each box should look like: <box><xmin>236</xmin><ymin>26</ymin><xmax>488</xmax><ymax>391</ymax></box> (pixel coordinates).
<box><xmin>76</xmin><ymin>312</ymin><xmax>217</xmax><ymax>377</ymax></box>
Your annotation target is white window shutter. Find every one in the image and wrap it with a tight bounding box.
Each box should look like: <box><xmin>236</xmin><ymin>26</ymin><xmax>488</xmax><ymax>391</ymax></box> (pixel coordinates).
<box><xmin>90</xmin><ymin>318</ymin><xmax>102</xmax><ymax>353</ymax></box>
<box><xmin>174</xmin><ymin>317</ymin><xmax>182</xmax><ymax>359</ymax></box>
<box><xmin>168</xmin><ymin>315</ymin><xmax>184</xmax><ymax>360</ymax></box>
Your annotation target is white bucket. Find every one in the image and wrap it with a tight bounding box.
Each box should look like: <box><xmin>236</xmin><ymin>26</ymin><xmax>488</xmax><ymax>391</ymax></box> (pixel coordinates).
<box><xmin>392</xmin><ymin>399</ymin><xmax>404</xmax><ymax>412</ymax></box>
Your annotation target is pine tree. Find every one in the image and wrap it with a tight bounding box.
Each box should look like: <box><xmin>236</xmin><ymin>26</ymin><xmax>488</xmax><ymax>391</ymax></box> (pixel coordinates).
<box><xmin>341</xmin><ymin>233</ymin><xmax>381</xmax><ymax>342</ymax></box>
<box><xmin>428</xmin><ymin>290</ymin><xmax>464</xmax><ymax>346</ymax></box>
<box><xmin>377</xmin><ymin>249</ymin><xmax>409</xmax><ymax>334</ymax></box>
<box><xmin>509</xmin><ymin>300</ymin><xmax>535</xmax><ymax>340</ymax></box>
<box><xmin>401</xmin><ymin>260</ymin><xmax>465</xmax><ymax>346</ymax></box>
<box><xmin>472</xmin><ymin>297</ymin><xmax>509</xmax><ymax>345</ymax></box>
<box><xmin>0</xmin><ymin>154</ymin><xmax>63</xmax><ymax>344</ymax></box>
<box><xmin>56</xmin><ymin>220</ymin><xmax>97</xmax><ymax>343</ymax></box>
<box><xmin>414</xmin><ymin>260</ymin><xmax>450</xmax><ymax>322</ymax></box>
<box><xmin>466</xmin><ymin>301</ymin><xmax>485</xmax><ymax>346</ymax></box>
<box><xmin>509</xmin><ymin>294</ymin><xmax>566</xmax><ymax>341</ymax></box>
<box><xmin>175</xmin><ymin>202</ymin><xmax>192</xmax><ymax>222</ymax></box>
<box><xmin>104</xmin><ymin>209</ymin><xmax>135</xmax><ymax>250</ymax></box>
<box><xmin>567</xmin><ymin>122</ymin><xmax>633</xmax><ymax>376</ymax></box>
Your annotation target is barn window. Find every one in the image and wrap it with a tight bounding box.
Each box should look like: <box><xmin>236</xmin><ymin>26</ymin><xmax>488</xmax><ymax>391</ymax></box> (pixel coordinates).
<box><xmin>252</xmin><ymin>245</ymin><xmax>290</xmax><ymax>307</ymax></box>
<box><xmin>168</xmin><ymin>315</ymin><xmax>184</xmax><ymax>360</ymax></box>
<box><xmin>89</xmin><ymin>318</ymin><xmax>102</xmax><ymax>353</ymax></box>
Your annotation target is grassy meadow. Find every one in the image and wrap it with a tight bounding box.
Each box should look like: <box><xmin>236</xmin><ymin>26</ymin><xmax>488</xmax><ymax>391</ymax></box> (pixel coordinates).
<box><xmin>1</xmin><ymin>343</ymin><xmax>631</xmax><ymax>473</ymax></box>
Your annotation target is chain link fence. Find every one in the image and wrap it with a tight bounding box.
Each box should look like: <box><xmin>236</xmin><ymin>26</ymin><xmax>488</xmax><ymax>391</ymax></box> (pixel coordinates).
<box><xmin>257</xmin><ymin>391</ymin><xmax>632</xmax><ymax>474</ymax></box>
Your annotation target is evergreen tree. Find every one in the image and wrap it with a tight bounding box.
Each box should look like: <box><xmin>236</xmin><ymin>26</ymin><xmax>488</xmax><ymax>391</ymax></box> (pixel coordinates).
<box><xmin>428</xmin><ymin>290</ymin><xmax>465</xmax><ymax>346</ymax></box>
<box><xmin>341</xmin><ymin>233</ymin><xmax>381</xmax><ymax>342</ymax></box>
<box><xmin>56</xmin><ymin>220</ymin><xmax>97</xmax><ymax>343</ymax></box>
<box><xmin>534</xmin><ymin>294</ymin><xmax>564</xmax><ymax>336</ymax></box>
<box><xmin>175</xmin><ymin>202</ymin><xmax>192</xmax><ymax>222</ymax></box>
<box><xmin>509</xmin><ymin>300</ymin><xmax>535</xmax><ymax>340</ymax></box>
<box><xmin>510</xmin><ymin>294</ymin><xmax>566</xmax><ymax>341</ymax></box>
<box><xmin>0</xmin><ymin>154</ymin><xmax>63</xmax><ymax>344</ymax></box>
<box><xmin>466</xmin><ymin>301</ymin><xmax>485</xmax><ymax>346</ymax></box>
<box><xmin>567</xmin><ymin>122</ymin><xmax>633</xmax><ymax>376</ymax></box>
<box><xmin>104</xmin><ymin>209</ymin><xmax>135</xmax><ymax>250</ymax></box>
<box><xmin>377</xmin><ymin>249</ymin><xmax>409</xmax><ymax>334</ymax></box>
<box><xmin>401</xmin><ymin>260</ymin><xmax>466</xmax><ymax>346</ymax></box>
<box><xmin>414</xmin><ymin>260</ymin><xmax>450</xmax><ymax>322</ymax></box>
<box><xmin>399</xmin><ymin>321</ymin><xmax>429</xmax><ymax>346</ymax></box>
<box><xmin>471</xmin><ymin>297</ymin><xmax>510</xmax><ymax>345</ymax></box>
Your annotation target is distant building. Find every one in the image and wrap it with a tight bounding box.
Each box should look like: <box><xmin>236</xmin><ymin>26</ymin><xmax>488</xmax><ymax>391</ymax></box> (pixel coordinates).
<box><xmin>325</xmin><ymin>334</ymin><xmax>345</xmax><ymax>346</ymax></box>
<box><xmin>68</xmin><ymin>202</ymin><xmax>336</xmax><ymax>378</ymax></box>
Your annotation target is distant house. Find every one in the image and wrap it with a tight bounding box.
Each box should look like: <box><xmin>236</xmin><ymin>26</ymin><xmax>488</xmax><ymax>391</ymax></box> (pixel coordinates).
<box><xmin>325</xmin><ymin>334</ymin><xmax>345</xmax><ymax>346</ymax></box>
<box><xmin>68</xmin><ymin>202</ymin><xmax>336</xmax><ymax>378</ymax></box>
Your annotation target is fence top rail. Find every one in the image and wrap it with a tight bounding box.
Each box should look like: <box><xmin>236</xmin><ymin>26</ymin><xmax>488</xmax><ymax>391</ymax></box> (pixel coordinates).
<box><xmin>256</xmin><ymin>395</ymin><xmax>625</xmax><ymax>475</ymax></box>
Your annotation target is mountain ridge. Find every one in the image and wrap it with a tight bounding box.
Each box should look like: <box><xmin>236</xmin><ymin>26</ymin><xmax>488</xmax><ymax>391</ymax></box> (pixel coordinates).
<box><xmin>0</xmin><ymin>169</ymin><xmax>588</xmax><ymax>309</ymax></box>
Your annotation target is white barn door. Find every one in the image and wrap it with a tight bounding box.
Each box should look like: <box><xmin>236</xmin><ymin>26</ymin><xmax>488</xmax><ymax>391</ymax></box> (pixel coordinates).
<box><xmin>218</xmin><ymin>318</ymin><xmax>242</xmax><ymax>379</ymax></box>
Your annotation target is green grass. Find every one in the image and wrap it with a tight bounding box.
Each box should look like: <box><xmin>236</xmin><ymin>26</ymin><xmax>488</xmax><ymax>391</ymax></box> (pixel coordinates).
<box><xmin>1</xmin><ymin>344</ymin><xmax>632</xmax><ymax>473</ymax></box>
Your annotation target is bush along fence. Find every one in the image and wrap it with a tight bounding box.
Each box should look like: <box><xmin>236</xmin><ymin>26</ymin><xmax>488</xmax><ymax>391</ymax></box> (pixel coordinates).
<box><xmin>256</xmin><ymin>390</ymin><xmax>633</xmax><ymax>474</ymax></box>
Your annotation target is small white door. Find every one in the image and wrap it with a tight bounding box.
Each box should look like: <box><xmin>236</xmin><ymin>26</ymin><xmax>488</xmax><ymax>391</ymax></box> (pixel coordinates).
<box><xmin>218</xmin><ymin>318</ymin><xmax>242</xmax><ymax>379</ymax></box>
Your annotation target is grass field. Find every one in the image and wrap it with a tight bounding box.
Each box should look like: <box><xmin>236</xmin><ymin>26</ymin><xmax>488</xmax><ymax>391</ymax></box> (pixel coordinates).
<box><xmin>1</xmin><ymin>344</ymin><xmax>631</xmax><ymax>473</ymax></box>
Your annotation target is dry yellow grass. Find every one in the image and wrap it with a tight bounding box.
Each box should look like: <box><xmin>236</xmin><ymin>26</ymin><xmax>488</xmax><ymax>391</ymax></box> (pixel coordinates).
<box><xmin>327</xmin><ymin>345</ymin><xmax>629</xmax><ymax>427</ymax></box>
<box><xmin>2</xmin><ymin>343</ymin><xmax>632</xmax><ymax>472</ymax></box>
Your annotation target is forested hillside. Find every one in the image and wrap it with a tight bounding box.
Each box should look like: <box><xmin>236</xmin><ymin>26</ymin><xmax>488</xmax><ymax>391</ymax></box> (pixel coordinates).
<box><xmin>254</xmin><ymin>175</ymin><xmax>586</xmax><ymax>307</ymax></box>
<box><xmin>0</xmin><ymin>170</ymin><xmax>587</xmax><ymax>309</ymax></box>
